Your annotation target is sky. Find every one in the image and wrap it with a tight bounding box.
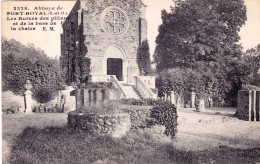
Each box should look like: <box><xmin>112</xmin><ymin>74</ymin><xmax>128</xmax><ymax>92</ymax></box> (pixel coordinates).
<box><xmin>1</xmin><ymin>0</ymin><xmax>260</xmax><ymax>59</ymax></box>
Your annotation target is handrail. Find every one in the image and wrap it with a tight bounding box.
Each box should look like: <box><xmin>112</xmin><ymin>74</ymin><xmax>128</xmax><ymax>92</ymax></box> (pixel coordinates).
<box><xmin>110</xmin><ymin>75</ymin><xmax>126</xmax><ymax>98</ymax></box>
<box><xmin>135</xmin><ymin>76</ymin><xmax>157</xmax><ymax>99</ymax></box>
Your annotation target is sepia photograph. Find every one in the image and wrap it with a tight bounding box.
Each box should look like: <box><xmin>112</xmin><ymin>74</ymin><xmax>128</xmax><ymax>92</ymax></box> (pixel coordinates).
<box><xmin>1</xmin><ymin>0</ymin><xmax>260</xmax><ymax>163</ymax></box>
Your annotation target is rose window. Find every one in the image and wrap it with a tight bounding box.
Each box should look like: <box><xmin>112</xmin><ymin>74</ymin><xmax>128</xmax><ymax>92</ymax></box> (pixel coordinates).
<box><xmin>101</xmin><ymin>7</ymin><xmax>129</xmax><ymax>35</ymax></box>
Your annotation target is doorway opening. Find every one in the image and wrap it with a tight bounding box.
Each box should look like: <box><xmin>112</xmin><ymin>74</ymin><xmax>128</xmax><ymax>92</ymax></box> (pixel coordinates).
<box><xmin>107</xmin><ymin>58</ymin><xmax>123</xmax><ymax>81</ymax></box>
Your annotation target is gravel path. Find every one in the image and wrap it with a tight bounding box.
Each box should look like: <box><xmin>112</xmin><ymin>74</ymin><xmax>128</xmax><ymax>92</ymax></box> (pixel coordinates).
<box><xmin>2</xmin><ymin>107</ymin><xmax>260</xmax><ymax>163</ymax></box>
<box><xmin>174</xmin><ymin>107</ymin><xmax>260</xmax><ymax>151</ymax></box>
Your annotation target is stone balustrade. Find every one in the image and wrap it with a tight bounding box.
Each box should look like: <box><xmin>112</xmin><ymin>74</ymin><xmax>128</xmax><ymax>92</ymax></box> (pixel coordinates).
<box><xmin>134</xmin><ymin>76</ymin><xmax>157</xmax><ymax>99</ymax></box>
<box><xmin>137</xmin><ymin>76</ymin><xmax>156</xmax><ymax>88</ymax></box>
<box><xmin>75</xmin><ymin>88</ymin><xmax>109</xmax><ymax>112</ymax></box>
<box><xmin>110</xmin><ymin>75</ymin><xmax>126</xmax><ymax>98</ymax></box>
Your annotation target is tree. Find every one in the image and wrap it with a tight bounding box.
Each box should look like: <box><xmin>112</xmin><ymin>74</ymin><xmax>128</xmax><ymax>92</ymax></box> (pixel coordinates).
<box><xmin>156</xmin><ymin>67</ymin><xmax>220</xmax><ymax>111</ymax></box>
<box><xmin>154</xmin><ymin>0</ymin><xmax>247</xmax><ymax>71</ymax></box>
<box><xmin>2</xmin><ymin>37</ymin><xmax>64</xmax><ymax>102</ymax></box>
<box><xmin>137</xmin><ymin>40</ymin><xmax>152</xmax><ymax>75</ymax></box>
<box><xmin>243</xmin><ymin>44</ymin><xmax>260</xmax><ymax>86</ymax></box>
<box><xmin>154</xmin><ymin>0</ymin><xmax>247</xmax><ymax>106</ymax></box>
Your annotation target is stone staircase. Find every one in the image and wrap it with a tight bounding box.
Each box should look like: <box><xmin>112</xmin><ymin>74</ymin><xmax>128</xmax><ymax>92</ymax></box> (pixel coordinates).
<box><xmin>119</xmin><ymin>82</ymin><xmax>141</xmax><ymax>99</ymax></box>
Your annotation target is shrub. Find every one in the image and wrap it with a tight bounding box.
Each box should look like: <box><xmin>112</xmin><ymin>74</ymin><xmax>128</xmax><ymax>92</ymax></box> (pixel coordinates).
<box><xmin>150</xmin><ymin>100</ymin><xmax>178</xmax><ymax>138</ymax></box>
<box><xmin>33</xmin><ymin>88</ymin><xmax>55</xmax><ymax>104</ymax></box>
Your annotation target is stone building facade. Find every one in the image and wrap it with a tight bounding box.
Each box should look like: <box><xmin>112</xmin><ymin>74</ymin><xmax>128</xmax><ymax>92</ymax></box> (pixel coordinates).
<box><xmin>60</xmin><ymin>0</ymin><xmax>147</xmax><ymax>85</ymax></box>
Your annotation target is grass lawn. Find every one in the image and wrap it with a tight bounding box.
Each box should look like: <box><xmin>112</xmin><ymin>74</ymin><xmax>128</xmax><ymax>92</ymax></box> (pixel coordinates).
<box><xmin>2</xmin><ymin>108</ymin><xmax>260</xmax><ymax>164</ymax></box>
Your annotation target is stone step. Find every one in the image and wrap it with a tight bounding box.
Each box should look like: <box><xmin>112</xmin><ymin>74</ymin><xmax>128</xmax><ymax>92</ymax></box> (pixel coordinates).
<box><xmin>120</xmin><ymin>84</ymin><xmax>141</xmax><ymax>99</ymax></box>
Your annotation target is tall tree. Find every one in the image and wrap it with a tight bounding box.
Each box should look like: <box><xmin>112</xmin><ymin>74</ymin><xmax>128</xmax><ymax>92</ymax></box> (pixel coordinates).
<box><xmin>243</xmin><ymin>44</ymin><xmax>260</xmax><ymax>86</ymax></box>
<box><xmin>154</xmin><ymin>0</ymin><xmax>247</xmax><ymax>106</ymax></box>
<box><xmin>137</xmin><ymin>40</ymin><xmax>152</xmax><ymax>75</ymax></box>
<box><xmin>154</xmin><ymin>0</ymin><xmax>247</xmax><ymax>71</ymax></box>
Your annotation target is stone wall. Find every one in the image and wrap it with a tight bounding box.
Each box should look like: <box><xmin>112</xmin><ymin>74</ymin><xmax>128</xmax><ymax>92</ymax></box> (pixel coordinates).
<box><xmin>236</xmin><ymin>90</ymin><xmax>260</xmax><ymax>121</ymax></box>
<box><xmin>60</xmin><ymin>0</ymin><xmax>147</xmax><ymax>85</ymax></box>
<box><xmin>68</xmin><ymin>111</ymin><xmax>131</xmax><ymax>138</ymax></box>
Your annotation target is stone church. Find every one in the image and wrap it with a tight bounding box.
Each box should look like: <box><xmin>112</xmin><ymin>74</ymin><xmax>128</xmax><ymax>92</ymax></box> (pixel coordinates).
<box><xmin>60</xmin><ymin>0</ymin><xmax>148</xmax><ymax>85</ymax></box>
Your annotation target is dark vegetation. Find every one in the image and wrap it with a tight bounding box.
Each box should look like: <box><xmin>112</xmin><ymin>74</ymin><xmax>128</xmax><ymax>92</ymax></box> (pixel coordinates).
<box><xmin>34</xmin><ymin>88</ymin><xmax>55</xmax><ymax>104</ymax></box>
<box><xmin>137</xmin><ymin>40</ymin><xmax>152</xmax><ymax>75</ymax></box>
<box><xmin>1</xmin><ymin>37</ymin><xmax>64</xmax><ymax>103</ymax></box>
<box><xmin>9</xmin><ymin>126</ymin><xmax>260</xmax><ymax>164</ymax></box>
<box><xmin>153</xmin><ymin>0</ymin><xmax>259</xmax><ymax>106</ymax></box>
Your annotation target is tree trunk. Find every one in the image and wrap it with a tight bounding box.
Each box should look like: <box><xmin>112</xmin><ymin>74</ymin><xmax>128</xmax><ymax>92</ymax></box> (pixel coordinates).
<box><xmin>196</xmin><ymin>98</ymin><xmax>205</xmax><ymax>112</ymax></box>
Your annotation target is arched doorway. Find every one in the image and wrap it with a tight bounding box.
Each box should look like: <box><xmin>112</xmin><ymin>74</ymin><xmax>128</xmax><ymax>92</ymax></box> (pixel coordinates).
<box><xmin>107</xmin><ymin>58</ymin><xmax>123</xmax><ymax>81</ymax></box>
<box><xmin>104</xmin><ymin>45</ymin><xmax>126</xmax><ymax>81</ymax></box>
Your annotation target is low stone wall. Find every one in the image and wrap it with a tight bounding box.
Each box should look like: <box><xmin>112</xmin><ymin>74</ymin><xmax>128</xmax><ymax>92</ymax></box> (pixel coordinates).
<box><xmin>68</xmin><ymin>111</ymin><xmax>131</xmax><ymax>138</ymax></box>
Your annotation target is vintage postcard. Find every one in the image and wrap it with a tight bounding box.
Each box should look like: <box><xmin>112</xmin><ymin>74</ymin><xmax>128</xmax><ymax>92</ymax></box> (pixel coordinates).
<box><xmin>2</xmin><ymin>0</ymin><xmax>260</xmax><ymax>163</ymax></box>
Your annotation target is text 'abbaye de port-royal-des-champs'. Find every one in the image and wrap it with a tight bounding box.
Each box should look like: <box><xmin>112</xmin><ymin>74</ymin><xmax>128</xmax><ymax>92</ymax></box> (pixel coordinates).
<box><xmin>7</xmin><ymin>6</ymin><xmax>68</xmax><ymax>30</ymax></box>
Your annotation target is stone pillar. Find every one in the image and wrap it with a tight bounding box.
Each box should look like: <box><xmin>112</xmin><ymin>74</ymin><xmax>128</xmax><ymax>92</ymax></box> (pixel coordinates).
<box><xmin>24</xmin><ymin>80</ymin><xmax>33</xmax><ymax>114</ymax></box>
<box><xmin>96</xmin><ymin>89</ymin><xmax>103</xmax><ymax>106</ymax></box>
<box><xmin>191</xmin><ymin>92</ymin><xmax>196</xmax><ymax>108</ymax></box>
<box><xmin>249</xmin><ymin>90</ymin><xmax>252</xmax><ymax>121</ymax></box>
<box><xmin>57</xmin><ymin>90</ymin><xmax>61</xmax><ymax>108</ymax></box>
<box><xmin>103</xmin><ymin>89</ymin><xmax>110</xmax><ymax>104</ymax></box>
<box><xmin>170</xmin><ymin>92</ymin><xmax>177</xmax><ymax>106</ymax></box>
<box><xmin>83</xmin><ymin>89</ymin><xmax>90</xmax><ymax>108</ymax></box>
<box><xmin>123</xmin><ymin>59</ymin><xmax>128</xmax><ymax>83</ymax></box>
<box><xmin>253</xmin><ymin>90</ymin><xmax>256</xmax><ymax>121</ymax></box>
<box><xmin>75</xmin><ymin>89</ymin><xmax>83</xmax><ymax>112</ymax></box>
<box><xmin>176</xmin><ymin>97</ymin><xmax>181</xmax><ymax>109</ymax></box>
<box><xmin>89</xmin><ymin>90</ymin><xmax>95</xmax><ymax>106</ymax></box>
<box><xmin>196</xmin><ymin>98</ymin><xmax>205</xmax><ymax>112</ymax></box>
<box><xmin>24</xmin><ymin>90</ymin><xmax>32</xmax><ymax>114</ymax></box>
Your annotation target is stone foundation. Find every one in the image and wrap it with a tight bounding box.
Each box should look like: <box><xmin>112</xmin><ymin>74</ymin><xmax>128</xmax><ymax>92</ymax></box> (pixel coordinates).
<box><xmin>68</xmin><ymin>111</ymin><xmax>131</xmax><ymax>138</ymax></box>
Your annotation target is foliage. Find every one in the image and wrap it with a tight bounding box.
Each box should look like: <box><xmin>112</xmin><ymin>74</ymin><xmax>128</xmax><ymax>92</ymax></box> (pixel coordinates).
<box><xmin>137</xmin><ymin>40</ymin><xmax>152</xmax><ymax>75</ymax></box>
<box><xmin>153</xmin><ymin>0</ymin><xmax>247</xmax><ymax>106</ymax></box>
<box><xmin>150</xmin><ymin>100</ymin><xmax>178</xmax><ymax>138</ymax></box>
<box><xmin>70</xmin><ymin>25</ymin><xmax>90</xmax><ymax>85</ymax></box>
<box><xmin>154</xmin><ymin>0</ymin><xmax>247</xmax><ymax>71</ymax></box>
<box><xmin>242</xmin><ymin>44</ymin><xmax>260</xmax><ymax>86</ymax></box>
<box><xmin>2</xmin><ymin>37</ymin><xmax>64</xmax><ymax>98</ymax></box>
<box><xmin>156</xmin><ymin>68</ymin><xmax>225</xmax><ymax>101</ymax></box>
<box><xmin>33</xmin><ymin>88</ymin><xmax>55</xmax><ymax>104</ymax></box>
<box><xmin>115</xmin><ymin>99</ymin><xmax>178</xmax><ymax>138</ymax></box>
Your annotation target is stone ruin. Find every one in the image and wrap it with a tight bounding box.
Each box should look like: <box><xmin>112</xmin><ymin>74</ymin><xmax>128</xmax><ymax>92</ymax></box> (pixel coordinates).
<box><xmin>67</xmin><ymin>84</ymin><xmax>131</xmax><ymax>138</ymax></box>
<box><xmin>236</xmin><ymin>90</ymin><xmax>260</xmax><ymax>121</ymax></box>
